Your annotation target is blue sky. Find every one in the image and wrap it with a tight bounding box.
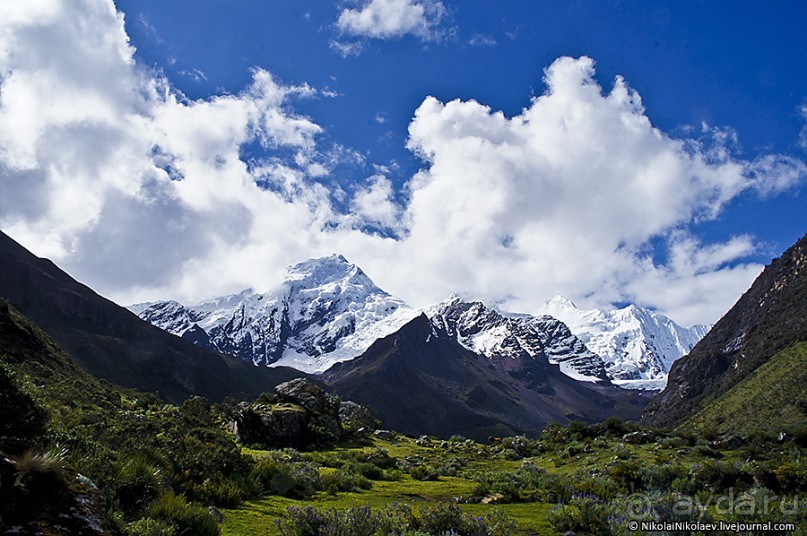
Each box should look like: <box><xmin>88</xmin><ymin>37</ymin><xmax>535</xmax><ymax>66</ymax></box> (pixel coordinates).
<box><xmin>0</xmin><ymin>0</ymin><xmax>804</xmax><ymax>325</ymax></box>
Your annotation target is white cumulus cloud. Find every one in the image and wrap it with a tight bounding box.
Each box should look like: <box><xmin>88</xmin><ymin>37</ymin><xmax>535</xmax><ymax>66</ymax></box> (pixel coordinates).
<box><xmin>391</xmin><ymin>56</ymin><xmax>805</xmax><ymax>324</ymax></box>
<box><xmin>0</xmin><ymin>1</ymin><xmax>804</xmax><ymax>328</ymax></box>
<box><xmin>336</xmin><ymin>0</ymin><xmax>446</xmax><ymax>40</ymax></box>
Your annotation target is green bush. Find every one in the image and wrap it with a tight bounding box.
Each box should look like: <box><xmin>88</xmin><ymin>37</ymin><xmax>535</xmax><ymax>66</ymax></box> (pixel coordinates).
<box><xmin>547</xmin><ymin>495</ymin><xmax>611</xmax><ymax>535</ymax></box>
<box><xmin>322</xmin><ymin>466</ymin><xmax>373</xmax><ymax>494</ymax></box>
<box><xmin>276</xmin><ymin>503</ymin><xmax>516</xmax><ymax>536</ymax></box>
<box><xmin>607</xmin><ymin>460</ymin><xmax>643</xmax><ymax>492</ymax></box>
<box><xmin>13</xmin><ymin>446</ymin><xmax>70</xmax><ymax>492</ymax></box>
<box><xmin>125</xmin><ymin>517</ymin><xmax>176</xmax><ymax>536</ymax></box>
<box><xmin>113</xmin><ymin>456</ymin><xmax>167</xmax><ymax>514</ymax></box>
<box><xmin>691</xmin><ymin>460</ymin><xmax>753</xmax><ymax>492</ymax></box>
<box><xmin>251</xmin><ymin>451</ymin><xmax>322</xmax><ymax>498</ymax></box>
<box><xmin>420</xmin><ymin>503</ymin><xmax>515</xmax><ymax>535</ymax></box>
<box><xmin>147</xmin><ymin>492</ymin><xmax>219</xmax><ymax>536</ymax></box>
<box><xmin>194</xmin><ymin>477</ymin><xmax>248</xmax><ymax>507</ymax></box>
<box><xmin>277</xmin><ymin>505</ymin><xmax>380</xmax><ymax>536</ymax></box>
<box><xmin>592</xmin><ymin>417</ymin><xmax>636</xmax><ymax>438</ymax></box>
<box><xmin>0</xmin><ymin>364</ymin><xmax>49</xmax><ymax>453</ymax></box>
<box><xmin>775</xmin><ymin>460</ymin><xmax>807</xmax><ymax>492</ymax></box>
<box><xmin>473</xmin><ymin>463</ymin><xmax>568</xmax><ymax>503</ymax></box>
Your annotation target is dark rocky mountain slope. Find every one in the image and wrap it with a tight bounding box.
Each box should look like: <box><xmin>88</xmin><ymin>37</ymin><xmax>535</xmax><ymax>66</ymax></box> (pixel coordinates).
<box><xmin>643</xmin><ymin>232</ymin><xmax>807</xmax><ymax>428</ymax></box>
<box><xmin>325</xmin><ymin>314</ymin><xmax>649</xmax><ymax>440</ymax></box>
<box><xmin>0</xmin><ymin>230</ymin><xmax>305</xmax><ymax>402</ymax></box>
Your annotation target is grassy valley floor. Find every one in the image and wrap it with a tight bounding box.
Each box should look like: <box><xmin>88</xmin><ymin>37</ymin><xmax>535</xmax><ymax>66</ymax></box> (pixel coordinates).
<box><xmin>220</xmin><ymin>427</ymin><xmax>806</xmax><ymax>535</ymax></box>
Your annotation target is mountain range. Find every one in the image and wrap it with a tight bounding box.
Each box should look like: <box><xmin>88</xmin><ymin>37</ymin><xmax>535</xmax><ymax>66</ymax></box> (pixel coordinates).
<box><xmin>132</xmin><ymin>255</ymin><xmax>706</xmax><ymax>390</ymax></box>
<box><xmin>0</xmin><ymin>226</ymin><xmax>804</xmax><ymax>438</ymax></box>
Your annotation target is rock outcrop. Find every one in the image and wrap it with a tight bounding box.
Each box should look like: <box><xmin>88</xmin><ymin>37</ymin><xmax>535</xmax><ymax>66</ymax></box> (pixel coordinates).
<box><xmin>228</xmin><ymin>379</ymin><xmax>375</xmax><ymax>449</ymax></box>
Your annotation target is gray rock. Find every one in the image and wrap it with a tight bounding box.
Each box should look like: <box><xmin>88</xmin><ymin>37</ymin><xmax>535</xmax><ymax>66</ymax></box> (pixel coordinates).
<box><xmin>373</xmin><ymin>429</ymin><xmax>396</xmax><ymax>440</ymax></box>
<box><xmin>339</xmin><ymin>400</ymin><xmax>380</xmax><ymax>434</ymax></box>
<box><xmin>622</xmin><ymin>430</ymin><xmax>658</xmax><ymax>444</ymax></box>
<box><xmin>276</xmin><ymin>378</ymin><xmax>340</xmax><ymax>416</ymax></box>
<box><xmin>230</xmin><ymin>402</ymin><xmax>310</xmax><ymax>449</ymax></box>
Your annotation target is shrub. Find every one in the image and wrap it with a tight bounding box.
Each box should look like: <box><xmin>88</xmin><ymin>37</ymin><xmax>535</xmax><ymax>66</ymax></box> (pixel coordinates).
<box><xmin>775</xmin><ymin>460</ymin><xmax>807</xmax><ymax>492</ymax></box>
<box><xmin>114</xmin><ymin>456</ymin><xmax>167</xmax><ymax>514</ymax></box>
<box><xmin>473</xmin><ymin>464</ymin><xmax>568</xmax><ymax>503</ymax></box>
<box><xmin>499</xmin><ymin>435</ymin><xmax>539</xmax><ymax>458</ymax></box>
<box><xmin>611</xmin><ymin>443</ymin><xmax>632</xmax><ymax>460</ymax></box>
<box><xmin>322</xmin><ymin>466</ymin><xmax>373</xmax><ymax>494</ymax></box>
<box><xmin>13</xmin><ymin>446</ymin><xmax>69</xmax><ymax>492</ymax></box>
<box><xmin>691</xmin><ymin>460</ymin><xmax>753</xmax><ymax>492</ymax></box>
<box><xmin>638</xmin><ymin>463</ymin><xmax>690</xmax><ymax>492</ymax></box>
<box><xmin>125</xmin><ymin>517</ymin><xmax>176</xmax><ymax>536</ymax></box>
<box><xmin>276</xmin><ymin>503</ymin><xmax>516</xmax><ymax>536</ymax></box>
<box><xmin>419</xmin><ymin>503</ymin><xmax>476</xmax><ymax>535</ymax></box>
<box><xmin>420</xmin><ymin>503</ymin><xmax>516</xmax><ymax>535</ymax></box>
<box><xmin>0</xmin><ymin>364</ymin><xmax>49</xmax><ymax>454</ymax></box>
<box><xmin>593</xmin><ymin>417</ymin><xmax>634</xmax><ymax>438</ymax></box>
<box><xmin>147</xmin><ymin>492</ymin><xmax>219</xmax><ymax>536</ymax></box>
<box><xmin>567</xmin><ymin>420</ymin><xmax>595</xmax><ymax>440</ymax></box>
<box><xmin>606</xmin><ymin>460</ymin><xmax>643</xmax><ymax>492</ymax></box>
<box><xmin>251</xmin><ymin>452</ymin><xmax>321</xmax><ymax>498</ymax></box>
<box><xmin>277</xmin><ymin>505</ymin><xmax>380</xmax><ymax>536</ymax></box>
<box><xmin>690</xmin><ymin>444</ymin><xmax>723</xmax><ymax>459</ymax></box>
<box><xmin>547</xmin><ymin>495</ymin><xmax>610</xmax><ymax>535</ymax></box>
<box><xmin>570</xmin><ymin>475</ymin><xmax>620</xmax><ymax>502</ymax></box>
<box><xmin>409</xmin><ymin>464</ymin><xmax>441</xmax><ymax>481</ymax></box>
<box><xmin>194</xmin><ymin>477</ymin><xmax>248</xmax><ymax>507</ymax></box>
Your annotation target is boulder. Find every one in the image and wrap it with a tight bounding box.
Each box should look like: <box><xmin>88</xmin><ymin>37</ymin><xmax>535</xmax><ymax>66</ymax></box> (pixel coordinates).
<box><xmin>373</xmin><ymin>429</ymin><xmax>396</xmax><ymax>441</ymax></box>
<box><xmin>622</xmin><ymin>430</ymin><xmax>658</xmax><ymax>444</ymax></box>
<box><xmin>416</xmin><ymin>435</ymin><xmax>432</xmax><ymax>447</ymax></box>
<box><xmin>276</xmin><ymin>378</ymin><xmax>340</xmax><ymax>416</ymax></box>
<box><xmin>339</xmin><ymin>400</ymin><xmax>380</xmax><ymax>434</ymax></box>
<box><xmin>229</xmin><ymin>403</ymin><xmax>310</xmax><ymax>449</ymax></box>
<box><xmin>275</xmin><ymin>379</ymin><xmax>344</xmax><ymax>443</ymax></box>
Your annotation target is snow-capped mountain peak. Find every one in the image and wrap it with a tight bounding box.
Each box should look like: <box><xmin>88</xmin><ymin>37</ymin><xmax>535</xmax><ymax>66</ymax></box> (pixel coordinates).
<box><xmin>542</xmin><ymin>295</ymin><xmax>578</xmax><ymax>310</ymax></box>
<box><xmin>284</xmin><ymin>254</ymin><xmax>366</xmax><ymax>287</ymax></box>
<box><xmin>427</xmin><ymin>297</ymin><xmax>609</xmax><ymax>383</ymax></box>
<box><xmin>537</xmin><ymin>296</ymin><xmax>709</xmax><ymax>389</ymax></box>
<box><xmin>130</xmin><ymin>255</ymin><xmax>418</xmax><ymax>374</ymax></box>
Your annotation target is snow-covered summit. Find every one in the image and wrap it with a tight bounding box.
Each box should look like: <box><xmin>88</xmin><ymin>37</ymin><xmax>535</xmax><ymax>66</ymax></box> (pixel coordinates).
<box><xmin>130</xmin><ymin>255</ymin><xmax>418</xmax><ymax>373</ymax></box>
<box><xmin>427</xmin><ymin>297</ymin><xmax>609</xmax><ymax>383</ymax></box>
<box><xmin>131</xmin><ymin>257</ymin><xmax>707</xmax><ymax>389</ymax></box>
<box><xmin>537</xmin><ymin>296</ymin><xmax>709</xmax><ymax>389</ymax></box>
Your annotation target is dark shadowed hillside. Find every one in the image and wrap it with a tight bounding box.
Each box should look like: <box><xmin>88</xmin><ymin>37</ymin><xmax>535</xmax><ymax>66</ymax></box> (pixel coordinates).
<box><xmin>643</xmin><ymin>232</ymin><xmax>807</xmax><ymax>429</ymax></box>
<box><xmin>0</xmin><ymin>230</ymin><xmax>305</xmax><ymax>402</ymax></box>
<box><xmin>325</xmin><ymin>314</ymin><xmax>649</xmax><ymax>440</ymax></box>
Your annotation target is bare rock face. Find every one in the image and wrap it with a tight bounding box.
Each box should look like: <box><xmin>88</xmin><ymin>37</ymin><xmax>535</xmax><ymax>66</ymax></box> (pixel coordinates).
<box><xmin>429</xmin><ymin>298</ymin><xmax>610</xmax><ymax>383</ymax></box>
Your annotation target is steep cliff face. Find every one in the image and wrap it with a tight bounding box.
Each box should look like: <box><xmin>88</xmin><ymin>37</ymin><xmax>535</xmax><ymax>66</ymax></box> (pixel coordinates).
<box><xmin>643</xmin><ymin>233</ymin><xmax>807</xmax><ymax>428</ymax></box>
